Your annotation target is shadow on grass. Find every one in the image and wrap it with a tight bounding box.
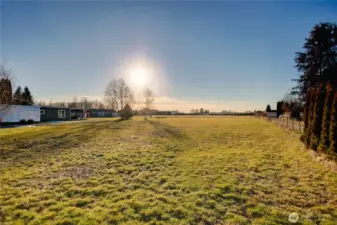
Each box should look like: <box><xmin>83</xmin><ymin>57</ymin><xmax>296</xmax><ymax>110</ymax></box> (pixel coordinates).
<box><xmin>114</xmin><ymin>118</ymin><xmax>127</xmax><ymax>123</ymax></box>
<box><xmin>148</xmin><ymin>120</ymin><xmax>188</xmax><ymax>140</ymax></box>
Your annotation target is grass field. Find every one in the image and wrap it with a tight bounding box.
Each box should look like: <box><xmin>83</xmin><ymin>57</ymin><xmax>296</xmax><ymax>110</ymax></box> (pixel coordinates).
<box><xmin>1</xmin><ymin>117</ymin><xmax>337</xmax><ymax>225</ymax></box>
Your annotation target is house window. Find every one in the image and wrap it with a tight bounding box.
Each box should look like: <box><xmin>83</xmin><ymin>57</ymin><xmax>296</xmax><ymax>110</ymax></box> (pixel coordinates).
<box><xmin>40</xmin><ymin>110</ymin><xmax>45</xmax><ymax>115</ymax></box>
<box><xmin>58</xmin><ymin>110</ymin><xmax>66</xmax><ymax>118</ymax></box>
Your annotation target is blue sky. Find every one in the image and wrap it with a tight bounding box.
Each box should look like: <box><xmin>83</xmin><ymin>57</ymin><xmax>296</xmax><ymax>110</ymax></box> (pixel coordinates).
<box><xmin>1</xmin><ymin>1</ymin><xmax>337</xmax><ymax>111</ymax></box>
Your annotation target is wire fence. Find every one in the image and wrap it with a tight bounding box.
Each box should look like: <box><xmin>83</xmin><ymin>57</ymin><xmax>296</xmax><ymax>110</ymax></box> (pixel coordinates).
<box><xmin>268</xmin><ymin>116</ymin><xmax>304</xmax><ymax>134</ymax></box>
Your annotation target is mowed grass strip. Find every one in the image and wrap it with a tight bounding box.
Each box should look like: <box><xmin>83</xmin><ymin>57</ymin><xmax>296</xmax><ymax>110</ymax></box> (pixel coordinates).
<box><xmin>0</xmin><ymin>117</ymin><xmax>337</xmax><ymax>225</ymax></box>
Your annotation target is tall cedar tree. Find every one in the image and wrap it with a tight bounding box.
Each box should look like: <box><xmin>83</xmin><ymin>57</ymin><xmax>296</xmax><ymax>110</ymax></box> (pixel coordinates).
<box><xmin>293</xmin><ymin>23</ymin><xmax>337</xmax><ymax>100</ymax></box>
<box><xmin>329</xmin><ymin>91</ymin><xmax>337</xmax><ymax>153</ymax></box>
<box><xmin>21</xmin><ymin>86</ymin><xmax>34</xmax><ymax>105</ymax></box>
<box><xmin>13</xmin><ymin>86</ymin><xmax>22</xmax><ymax>105</ymax></box>
<box><xmin>318</xmin><ymin>83</ymin><xmax>333</xmax><ymax>151</ymax></box>
<box><xmin>266</xmin><ymin>105</ymin><xmax>271</xmax><ymax>112</ymax></box>
<box><xmin>303</xmin><ymin>90</ymin><xmax>312</xmax><ymax>131</ymax></box>
<box><xmin>310</xmin><ymin>86</ymin><xmax>325</xmax><ymax>150</ymax></box>
<box><xmin>276</xmin><ymin>101</ymin><xmax>283</xmax><ymax>117</ymax></box>
<box><xmin>304</xmin><ymin>88</ymin><xmax>316</xmax><ymax>147</ymax></box>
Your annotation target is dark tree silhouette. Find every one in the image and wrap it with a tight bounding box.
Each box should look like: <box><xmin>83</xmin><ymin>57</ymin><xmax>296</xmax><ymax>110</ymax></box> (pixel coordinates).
<box><xmin>310</xmin><ymin>86</ymin><xmax>325</xmax><ymax>150</ymax></box>
<box><xmin>276</xmin><ymin>101</ymin><xmax>283</xmax><ymax>117</ymax></box>
<box><xmin>13</xmin><ymin>86</ymin><xmax>23</xmax><ymax>105</ymax></box>
<box><xmin>119</xmin><ymin>103</ymin><xmax>133</xmax><ymax>120</ymax></box>
<box><xmin>0</xmin><ymin>65</ymin><xmax>13</xmax><ymax>109</ymax></box>
<box><xmin>21</xmin><ymin>86</ymin><xmax>34</xmax><ymax>105</ymax></box>
<box><xmin>293</xmin><ymin>22</ymin><xmax>337</xmax><ymax>100</ymax></box>
<box><xmin>266</xmin><ymin>105</ymin><xmax>271</xmax><ymax>112</ymax></box>
<box><xmin>329</xmin><ymin>91</ymin><xmax>337</xmax><ymax>153</ymax></box>
<box><xmin>318</xmin><ymin>83</ymin><xmax>333</xmax><ymax>151</ymax></box>
<box><xmin>303</xmin><ymin>89</ymin><xmax>312</xmax><ymax>132</ymax></box>
<box><xmin>305</xmin><ymin>88</ymin><xmax>316</xmax><ymax>147</ymax></box>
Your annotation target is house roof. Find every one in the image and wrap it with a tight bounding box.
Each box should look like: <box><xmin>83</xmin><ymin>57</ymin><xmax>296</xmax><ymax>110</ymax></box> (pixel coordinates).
<box><xmin>84</xmin><ymin>109</ymin><xmax>116</xmax><ymax>112</ymax></box>
<box><xmin>40</xmin><ymin>106</ymin><xmax>70</xmax><ymax>110</ymax></box>
<box><xmin>70</xmin><ymin>108</ymin><xmax>84</xmax><ymax>112</ymax></box>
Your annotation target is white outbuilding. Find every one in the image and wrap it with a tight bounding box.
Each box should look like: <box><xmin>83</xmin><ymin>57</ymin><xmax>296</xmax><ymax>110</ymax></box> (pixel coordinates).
<box><xmin>0</xmin><ymin>105</ymin><xmax>41</xmax><ymax>123</ymax></box>
<box><xmin>267</xmin><ymin>111</ymin><xmax>277</xmax><ymax>118</ymax></box>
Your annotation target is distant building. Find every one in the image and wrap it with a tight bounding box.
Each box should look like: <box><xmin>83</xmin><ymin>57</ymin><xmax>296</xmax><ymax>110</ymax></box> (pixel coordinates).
<box><xmin>157</xmin><ymin>111</ymin><xmax>172</xmax><ymax>115</ymax></box>
<box><xmin>267</xmin><ymin>110</ymin><xmax>277</xmax><ymax>118</ymax></box>
<box><xmin>84</xmin><ymin>109</ymin><xmax>118</xmax><ymax>118</ymax></box>
<box><xmin>70</xmin><ymin>109</ymin><xmax>84</xmax><ymax>120</ymax></box>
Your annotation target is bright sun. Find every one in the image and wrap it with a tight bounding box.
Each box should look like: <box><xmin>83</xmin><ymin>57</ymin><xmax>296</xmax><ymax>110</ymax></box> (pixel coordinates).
<box><xmin>129</xmin><ymin>67</ymin><xmax>150</xmax><ymax>87</ymax></box>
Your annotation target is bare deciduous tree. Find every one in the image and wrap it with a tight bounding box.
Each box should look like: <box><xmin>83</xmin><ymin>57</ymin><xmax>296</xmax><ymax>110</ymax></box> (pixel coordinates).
<box><xmin>104</xmin><ymin>78</ymin><xmax>133</xmax><ymax>111</ymax></box>
<box><xmin>144</xmin><ymin>87</ymin><xmax>154</xmax><ymax>109</ymax></box>
<box><xmin>0</xmin><ymin>65</ymin><xmax>13</xmax><ymax>111</ymax></box>
<box><xmin>143</xmin><ymin>87</ymin><xmax>154</xmax><ymax>119</ymax></box>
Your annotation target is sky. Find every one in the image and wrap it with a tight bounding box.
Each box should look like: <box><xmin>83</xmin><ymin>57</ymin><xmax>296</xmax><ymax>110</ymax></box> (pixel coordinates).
<box><xmin>1</xmin><ymin>1</ymin><xmax>337</xmax><ymax>112</ymax></box>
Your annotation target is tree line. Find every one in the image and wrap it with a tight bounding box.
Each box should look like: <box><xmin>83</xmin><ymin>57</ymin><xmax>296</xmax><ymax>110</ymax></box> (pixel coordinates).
<box><xmin>38</xmin><ymin>96</ymin><xmax>106</xmax><ymax>110</ymax></box>
<box><xmin>292</xmin><ymin>22</ymin><xmax>337</xmax><ymax>155</ymax></box>
<box><xmin>0</xmin><ymin>65</ymin><xmax>34</xmax><ymax>109</ymax></box>
<box><xmin>190</xmin><ymin>108</ymin><xmax>210</xmax><ymax>114</ymax></box>
<box><xmin>0</xmin><ymin>67</ymin><xmax>140</xmax><ymax>120</ymax></box>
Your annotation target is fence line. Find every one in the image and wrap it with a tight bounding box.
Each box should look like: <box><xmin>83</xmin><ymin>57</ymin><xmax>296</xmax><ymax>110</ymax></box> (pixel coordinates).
<box><xmin>268</xmin><ymin>116</ymin><xmax>304</xmax><ymax>134</ymax></box>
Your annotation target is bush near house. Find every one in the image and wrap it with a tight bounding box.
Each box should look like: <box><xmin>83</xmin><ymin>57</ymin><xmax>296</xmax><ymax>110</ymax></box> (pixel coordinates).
<box><xmin>119</xmin><ymin>104</ymin><xmax>133</xmax><ymax>120</ymax></box>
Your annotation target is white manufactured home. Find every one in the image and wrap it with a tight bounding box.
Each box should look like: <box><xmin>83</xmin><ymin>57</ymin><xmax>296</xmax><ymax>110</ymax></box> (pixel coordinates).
<box><xmin>267</xmin><ymin>111</ymin><xmax>277</xmax><ymax>118</ymax></box>
<box><xmin>0</xmin><ymin>105</ymin><xmax>41</xmax><ymax>123</ymax></box>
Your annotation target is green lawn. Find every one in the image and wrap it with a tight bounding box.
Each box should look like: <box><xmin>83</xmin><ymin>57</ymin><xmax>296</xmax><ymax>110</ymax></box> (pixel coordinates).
<box><xmin>1</xmin><ymin>117</ymin><xmax>337</xmax><ymax>225</ymax></box>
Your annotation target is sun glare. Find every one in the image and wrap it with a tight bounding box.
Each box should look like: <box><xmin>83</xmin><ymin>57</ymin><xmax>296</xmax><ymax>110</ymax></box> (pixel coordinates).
<box><xmin>129</xmin><ymin>67</ymin><xmax>150</xmax><ymax>87</ymax></box>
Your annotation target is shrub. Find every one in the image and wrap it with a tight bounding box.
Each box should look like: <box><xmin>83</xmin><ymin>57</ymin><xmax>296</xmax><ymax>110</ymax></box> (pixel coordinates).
<box><xmin>19</xmin><ymin>119</ymin><xmax>26</xmax><ymax>124</ymax></box>
<box><xmin>119</xmin><ymin>104</ymin><xmax>133</xmax><ymax>120</ymax></box>
<box><xmin>27</xmin><ymin>119</ymin><xmax>34</xmax><ymax>124</ymax></box>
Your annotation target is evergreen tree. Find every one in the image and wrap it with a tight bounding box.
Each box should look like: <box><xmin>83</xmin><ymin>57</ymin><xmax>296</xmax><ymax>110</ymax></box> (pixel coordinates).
<box><xmin>318</xmin><ymin>83</ymin><xmax>333</xmax><ymax>151</ymax></box>
<box><xmin>266</xmin><ymin>105</ymin><xmax>271</xmax><ymax>112</ymax></box>
<box><xmin>276</xmin><ymin>101</ymin><xmax>283</xmax><ymax>117</ymax></box>
<box><xmin>119</xmin><ymin>104</ymin><xmax>133</xmax><ymax>120</ymax></box>
<box><xmin>329</xmin><ymin>91</ymin><xmax>337</xmax><ymax>153</ymax></box>
<box><xmin>303</xmin><ymin>89</ymin><xmax>311</xmax><ymax>131</ymax></box>
<box><xmin>293</xmin><ymin>23</ymin><xmax>337</xmax><ymax>100</ymax></box>
<box><xmin>13</xmin><ymin>86</ymin><xmax>22</xmax><ymax>105</ymax></box>
<box><xmin>310</xmin><ymin>86</ymin><xmax>325</xmax><ymax>150</ymax></box>
<box><xmin>21</xmin><ymin>86</ymin><xmax>34</xmax><ymax>105</ymax></box>
<box><xmin>304</xmin><ymin>88</ymin><xmax>315</xmax><ymax>147</ymax></box>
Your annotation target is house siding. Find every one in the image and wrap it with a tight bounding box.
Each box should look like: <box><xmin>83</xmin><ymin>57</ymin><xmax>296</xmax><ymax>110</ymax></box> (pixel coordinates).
<box><xmin>92</xmin><ymin>111</ymin><xmax>113</xmax><ymax>117</ymax></box>
<box><xmin>0</xmin><ymin>105</ymin><xmax>40</xmax><ymax>123</ymax></box>
<box><xmin>85</xmin><ymin>109</ymin><xmax>118</xmax><ymax>118</ymax></box>
<box><xmin>40</xmin><ymin>107</ymin><xmax>71</xmax><ymax>122</ymax></box>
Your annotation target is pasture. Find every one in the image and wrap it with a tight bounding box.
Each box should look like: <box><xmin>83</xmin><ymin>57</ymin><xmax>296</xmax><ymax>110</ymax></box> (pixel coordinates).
<box><xmin>0</xmin><ymin>117</ymin><xmax>337</xmax><ymax>225</ymax></box>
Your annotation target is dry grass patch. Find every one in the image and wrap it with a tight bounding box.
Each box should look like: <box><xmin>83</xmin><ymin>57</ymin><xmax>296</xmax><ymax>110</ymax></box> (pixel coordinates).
<box><xmin>1</xmin><ymin>117</ymin><xmax>337</xmax><ymax>224</ymax></box>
